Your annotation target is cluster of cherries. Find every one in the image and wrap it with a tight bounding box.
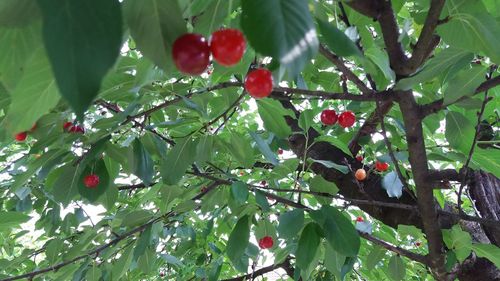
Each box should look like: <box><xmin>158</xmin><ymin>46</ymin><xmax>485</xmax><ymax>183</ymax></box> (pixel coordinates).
<box><xmin>172</xmin><ymin>29</ymin><xmax>274</xmax><ymax>99</ymax></box>
<box><xmin>354</xmin><ymin>158</ymin><xmax>390</xmax><ymax>182</ymax></box>
<box><xmin>63</xmin><ymin>121</ymin><xmax>85</xmax><ymax>134</ymax></box>
<box><xmin>14</xmin><ymin>123</ymin><xmax>37</xmax><ymax>142</ymax></box>
<box><xmin>320</xmin><ymin>109</ymin><xmax>356</xmax><ymax>128</ymax></box>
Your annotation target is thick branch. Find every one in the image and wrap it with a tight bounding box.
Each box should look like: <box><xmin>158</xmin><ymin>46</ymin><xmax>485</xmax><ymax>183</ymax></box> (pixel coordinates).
<box><xmin>397</xmin><ymin>90</ymin><xmax>447</xmax><ymax>280</ymax></box>
<box><xmin>405</xmin><ymin>0</ymin><xmax>446</xmax><ymax>75</ymax></box>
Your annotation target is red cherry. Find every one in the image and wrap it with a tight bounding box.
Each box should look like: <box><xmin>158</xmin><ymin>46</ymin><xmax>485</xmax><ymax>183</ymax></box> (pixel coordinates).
<box><xmin>320</xmin><ymin>109</ymin><xmax>338</xmax><ymax>125</ymax></box>
<box><xmin>338</xmin><ymin>111</ymin><xmax>356</xmax><ymax>128</ymax></box>
<box><xmin>83</xmin><ymin>174</ymin><xmax>100</xmax><ymax>188</ymax></box>
<box><xmin>356</xmin><ymin>216</ymin><xmax>364</xmax><ymax>222</ymax></box>
<box><xmin>63</xmin><ymin>122</ymin><xmax>73</xmax><ymax>131</ymax></box>
<box><xmin>415</xmin><ymin>242</ymin><xmax>421</xmax><ymax>247</ymax></box>
<box><xmin>172</xmin><ymin>33</ymin><xmax>210</xmax><ymax>75</ymax></box>
<box><xmin>244</xmin><ymin>68</ymin><xmax>273</xmax><ymax>98</ymax></box>
<box><xmin>15</xmin><ymin>132</ymin><xmax>28</xmax><ymax>142</ymax></box>
<box><xmin>375</xmin><ymin>161</ymin><xmax>389</xmax><ymax>172</ymax></box>
<box><xmin>277</xmin><ymin>148</ymin><xmax>283</xmax><ymax>155</ymax></box>
<box><xmin>356</xmin><ymin>155</ymin><xmax>363</xmax><ymax>162</ymax></box>
<box><xmin>261</xmin><ymin>180</ymin><xmax>267</xmax><ymax>186</ymax></box>
<box><xmin>69</xmin><ymin>125</ymin><xmax>85</xmax><ymax>134</ymax></box>
<box><xmin>210</xmin><ymin>29</ymin><xmax>246</xmax><ymax>66</ymax></box>
<box><xmin>258</xmin><ymin>236</ymin><xmax>274</xmax><ymax>249</ymax></box>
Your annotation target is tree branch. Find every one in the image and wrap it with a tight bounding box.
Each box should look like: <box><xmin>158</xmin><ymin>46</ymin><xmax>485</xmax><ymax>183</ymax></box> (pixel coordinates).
<box><xmin>404</xmin><ymin>0</ymin><xmax>446</xmax><ymax>75</ymax></box>
<box><xmin>221</xmin><ymin>257</ymin><xmax>294</xmax><ymax>281</ymax></box>
<box><xmin>359</xmin><ymin>232</ymin><xmax>429</xmax><ymax>265</ymax></box>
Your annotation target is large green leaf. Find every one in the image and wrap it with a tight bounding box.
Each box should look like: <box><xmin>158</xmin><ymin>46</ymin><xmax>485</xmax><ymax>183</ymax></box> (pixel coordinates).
<box><xmin>2</xmin><ymin>48</ymin><xmax>60</xmax><ymax>133</ymax></box>
<box><xmin>471</xmin><ymin>243</ymin><xmax>500</xmax><ymax>268</ymax></box>
<box><xmin>241</xmin><ymin>0</ymin><xmax>319</xmax><ymax>77</ymax></box>
<box><xmin>443</xmin><ymin>66</ymin><xmax>487</xmax><ymax>105</ymax></box>
<box><xmin>314</xmin><ymin>206</ymin><xmax>360</xmax><ymax>257</ymax></box>
<box><xmin>277</xmin><ymin>209</ymin><xmax>304</xmax><ymax>239</ymax></box>
<box><xmin>226</xmin><ymin>215</ymin><xmax>250</xmax><ymax>272</ymax></box>
<box><xmin>257</xmin><ymin>99</ymin><xmax>293</xmax><ymax>138</ymax></box>
<box><xmin>445</xmin><ymin>111</ymin><xmax>475</xmax><ymax>152</ymax></box>
<box><xmin>52</xmin><ymin>165</ymin><xmax>81</xmax><ymax>206</ymax></box>
<box><xmin>324</xmin><ymin>243</ymin><xmax>346</xmax><ymax>280</ymax></box>
<box><xmin>442</xmin><ymin>225</ymin><xmax>472</xmax><ymax>262</ymax></box>
<box><xmin>161</xmin><ymin>137</ymin><xmax>199</xmax><ymax>185</ymax></box>
<box><xmin>296</xmin><ymin>222</ymin><xmax>321</xmax><ymax>270</ymax></box>
<box><xmin>395</xmin><ymin>48</ymin><xmax>474</xmax><ymax>90</ymax></box>
<box><xmin>37</xmin><ymin>0</ymin><xmax>122</xmax><ymax>119</ymax></box>
<box><xmin>124</xmin><ymin>0</ymin><xmax>186</xmax><ymax>72</ymax></box>
<box><xmin>0</xmin><ymin>211</ymin><xmax>31</xmax><ymax>231</ymax></box>
<box><xmin>129</xmin><ymin>139</ymin><xmax>154</xmax><ymax>186</ymax></box>
<box><xmin>387</xmin><ymin>255</ymin><xmax>406</xmax><ymax>281</ymax></box>
<box><xmin>0</xmin><ymin>24</ymin><xmax>41</xmax><ymax>91</ymax></box>
<box><xmin>0</xmin><ymin>0</ymin><xmax>40</xmax><ymax>27</ymax></box>
<box><xmin>317</xmin><ymin>19</ymin><xmax>361</xmax><ymax>57</ymax></box>
<box><xmin>437</xmin><ymin>12</ymin><xmax>500</xmax><ymax>64</ymax></box>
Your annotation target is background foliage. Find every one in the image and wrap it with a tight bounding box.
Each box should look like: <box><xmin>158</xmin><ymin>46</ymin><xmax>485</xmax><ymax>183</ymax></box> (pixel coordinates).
<box><xmin>0</xmin><ymin>0</ymin><xmax>499</xmax><ymax>280</ymax></box>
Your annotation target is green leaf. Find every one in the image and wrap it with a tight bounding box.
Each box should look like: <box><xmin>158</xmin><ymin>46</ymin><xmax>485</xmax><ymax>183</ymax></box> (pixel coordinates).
<box><xmin>77</xmin><ymin>159</ymin><xmax>110</xmax><ymax>203</ymax></box>
<box><xmin>0</xmin><ymin>24</ymin><xmax>41</xmax><ymax>91</ymax></box>
<box><xmin>129</xmin><ymin>139</ymin><xmax>154</xmax><ymax>186</ymax></box>
<box><xmin>312</xmin><ymin>159</ymin><xmax>349</xmax><ymax>174</ymax></box>
<box><xmin>122</xmin><ymin>210</ymin><xmax>153</xmax><ymax>228</ymax></box>
<box><xmin>366</xmin><ymin>246</ymin><xmax>386</xmax><ymax>270</ymax></box>
<box><xmin>317</xmin><ymin>19</ymin><xmax>362</xmax><ymax>57</ymax></box>
<box><xmin>231</xmin><ymin>181</ymin><xmax>249</xmax><ymax>204</ymax></box>
<box><xmin>192</xmin><ymin>0</ymin><xmax>230</xmax><ymax>36</ymax></box>
<box><xmin>45</xmin><ymin>239</ymin><xmax>62</xmax><ymax>263</ymax></box>
<box><xmin>255</xmin><ymin>190</ymin><xmax>270</xmax><ymax>212</ymax></box>
<box><xmin>226</xmin><ymin>215</ymin><xmax>250</xmax><ymax>272</ymax></box>
<box><xmin>437</xmin><ymin>12</ymin><xmax>500</xmax><ymax>64</ymax></box>
<box><xmin>387</xmin><ymin>255</ymin><xmax>406</xmax><ymax>281</ymax></box>
<box><xmin>395</xmin><ymin>48</ymin><xmax>474</xmax><ymax>90</ymax></box>
<box><xmin>443</xmin><ymin>66</ymin><xmax>487</xmax><ymax>105</ymax></box>
<box><xmin>315</xmin><ymin>136</ymin><xmax>353</xmax><ymax>157</ymax></box>
<box><xmin>161</xmin><ymin>137</ymin><xmax>199</xmax><ymax>185</ymax></box>
<box><xmin>470</xmin><ymin>148</ymin><xmax>500</xmax><ymax>178</ymax></box>
<box><xmin>37</xmin><ymin>0</ymin><xmax>122</xmax><ymax>119</ymax></box>
<box><xmin>85</xmin><ymin>266</ymin><xmax>101</xmax><ymax>281</ymax></box>
<box><xmin>442</xmin><ymin>225</ymin><xmax>472</xmax><ymax>263</ymax></box>
<box><xmin>445</xmin><ymin>111</ymin><xmax>475</xmax><ymax>152</ymax></box>
<box><xmin>318</xmin><ymin>206</ymin><xmax>360</xmax><ymax>257</ymax></box>
<box><xmin>112</xmin><ymin>244</ymin><xmax>134</xmax><ymax>280</ymax></box>
<box><xmin>123</xmin><ymin>0</ymin><xmax>186</xmax><ymax>72</ymax></box>
<box><xmin>365</xmin><ymin>47</ymin><xmax>395</xmax><ymax>82</ymax></box>
<box><xmin>249</xmin><ymin>131</ymin><xmax>279</xmax><ymax>166</ymax></box>
<box><xmin>296</xmin><ymin>222</ymin><xmax>321</xmax><ymax>270</ymax></box>
<box><xmin>324</xmin><ymin>243</ymin><xmax>346</xmax><ymax>280</ymax></box>
<box><xmin>381</xmin><ymin>171</ymin><xmax>404</xmax><ymax>198</ymax></box>
<box><xmin>0</xmin><ymin>0</ymin><xmax>40</xmax><ymax>27</ymax></box>
<box><xmin>241</xmin><ymin>0</ymin><xmax>319</xmax><ymax>78</ymax></box>
<box><xmin>309</xmin><ymin>175</ymin><xmax>338</xmax><ymax>205</ymax></box>
<box><xmin>1</xmin><ymin>48</ymin><xmax>59</xmax><ymax>134</ymax></box>
<box><xmin>257</xmin><ymin>99</ymin><xmax>293</xmax><ymax>138</ymax></box>
<box><xmin>137</xmin><ymin>248</ymin><xmax>155</xmax><ymax>274</ymax></box>
<box><xmin>0</xmin><ymin>211</ymin><xmax>31</xmax><ymax>230</ymax></box>
<box><xmin>228</xmin><ymin>132</ymin><xmax>254</xmax><ymax>167</ymax></box>
<box><xmin>277</xmin><ymin>209</ymin><xmax>304</xmax><ymax>239</ymax></box>
<box><xmin>196</xmin><ymin>135</ymin><xmax>214</xmax><ymax>164</ymax></box>
<box><xmin>52</xmin><ymin>165</ymin><xmax>81</xmax><ymax>206</ymax></box>
<box><xmin>298</xmin><ymin>109</ymin><xmax>315</xmax><ymax>132</ymax></box>
<box><xmin>471</xmin><ymin>243</ymin><xmax>500</xmax><ymax>268</ymax></box>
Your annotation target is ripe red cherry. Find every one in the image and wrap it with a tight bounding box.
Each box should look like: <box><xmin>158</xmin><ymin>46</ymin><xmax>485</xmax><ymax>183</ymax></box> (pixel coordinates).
<box><xmin>244</xmin><ymin>68</ymin><xmax>273</xmax><ymax>98</ymax></box>
<box><xmin>63</xmin><ymin>122</ymin><xmax>73</xmax><ymax>131</ymax></box>
<box><xmin>83</xmin><ymin>174</ymin><xmax>100</xmax><ymax>188</ymax></box>
<box><xmin>356</xmin><ymin>216</ymin><xmax>364</xmax><ymax>222</ymax></box>
<box><xmin>415</xmin><ymin>241</ymin><xmax>421</xmax><ymax>247</ymax></box>
<box><xmin>356</xmin><ymin>155</ymin><xmax>363</xmax><ymax>162</ymax></box>
<box><xmin>375</xmin><ymin>161</ymin><xmax>389</xmax><ymax>172</ymax></box>
<box><xmin>210</xmin><ymin>29</ymin><xmax>246</xmax><ymax>66</ymax></box>
<box><xmin>15</xmin><ymin>132</ymin><xmax>28</xmax><ymax>142</ymax></box>
<box><xmin>69</xmin><ymin>125</ymin><xmax>85</xmax><ymax>134</ymax></box>
<box><xmin>277</xmin><ymin>148</ymin><xmax>283</xmax><ymax>155</ymax></box>
<box><xmin>172</xmin><ymin>33</ymin><xmax>210</xmax><ymax>75</ymax></box>
<box><xmin>261</xmin><ymin>180</ymin><xmax>267</xmax><ymax>186</ymax></box>
<box><xmin>338</xmin><ymin>111</ymin><xmax>356</xmax><ymax>128</ymax></box>
<box><xmin>258</xmin><ymin>236</ymin><xmax>274</xmax><ymax>249</ymax></box>
<box><xmin>320</xmin><ymin>109</ymin><xmax>338</xmax><ymax>125</ymax></box>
